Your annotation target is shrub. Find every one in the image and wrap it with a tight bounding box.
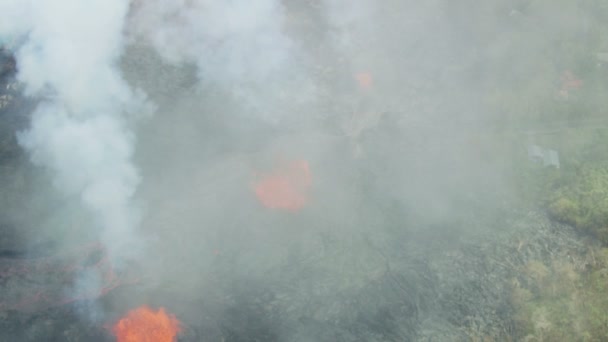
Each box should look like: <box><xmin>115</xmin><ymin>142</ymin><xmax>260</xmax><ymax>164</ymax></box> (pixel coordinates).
<box><xmin>547</xmin><ymin>165</ymin><xmax>608</xmax><ymax>244</ymax></box>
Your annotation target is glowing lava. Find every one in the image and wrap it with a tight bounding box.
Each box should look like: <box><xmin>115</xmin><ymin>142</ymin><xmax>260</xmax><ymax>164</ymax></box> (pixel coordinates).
<box><xmin>559</xmin><ymin>70</ymin><xmax>583</xmax><ymax>98</ymax></box>
<box><xmin>0</xmin><ymin>242</ymin><xmax>138</xmax><ymax>313</ymax></box>
<box><xmin>254</xmin><ymin>159</ymin><xmax>312</xmax><ymax>211</ymax></box>
<box><xmin>112</xmin><ymin>306</ymin><xmax>181</xmax><ymax>342</ymax></box>
<box><xmin>355</xmin><ymin>72</ymin><xmax>373</xmax><ymax>90</ymax></box>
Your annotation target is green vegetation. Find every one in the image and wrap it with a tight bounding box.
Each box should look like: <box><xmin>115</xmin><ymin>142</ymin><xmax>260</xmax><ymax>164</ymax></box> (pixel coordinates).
<box><xmin>454</xmin><ymin>1</ymin><xmax>608</xmax><ymax>340</ymax></box>
<box><xmin>548</xmin><ymin>165</ymin><xmax>608</xmax><ymax>243</ymax></box>
<box><xmin>511</xmin><ymin>249</ymin><xmax>608</xmax><ymax>341</ymax></box>
<box><xmin>474</xmin><ymin>0</ymin><xmax>608</xmax><ymax>243</ymax></box>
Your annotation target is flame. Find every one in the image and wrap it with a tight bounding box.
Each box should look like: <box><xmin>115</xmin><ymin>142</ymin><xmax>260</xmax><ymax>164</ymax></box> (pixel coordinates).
<box><xmin>559</xmin><ymin>70</ymin><xmax>583</xmax><ymax>98</ymax></box>
<box><xmin>253</xmin><ymin>160</ymin><xmax>312</xmax><ymax>211</ymax></box>
<box><xmin>355</xmin><ymin>72</ymin><xmax>373</xmax><ymax>90</ymax></box>
<box><xmin>112</xmin><ymin>306</ymin><xmax>181</xmax><ymax>342</ymax></box>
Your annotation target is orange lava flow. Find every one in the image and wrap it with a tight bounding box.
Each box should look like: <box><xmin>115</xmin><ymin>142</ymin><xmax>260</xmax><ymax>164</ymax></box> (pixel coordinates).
<box><xmin>355</xmin><ymin>72</ymin><xmax>373</xmax><ymax>90</ymax></box>
<box><xmin>112</xmin><ymin>306</ymin><xmax>181</xmax><ymax>342</ymax></box>
<box><xmin>254</xmin><ymin>160</ymin><xmax>312</xmax><ymax>211</ymax></box>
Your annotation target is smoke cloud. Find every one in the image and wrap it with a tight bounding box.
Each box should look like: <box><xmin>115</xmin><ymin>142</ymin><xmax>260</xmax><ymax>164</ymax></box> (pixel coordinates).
<box><xmin>0</xmin><ymin>0</ymin><xmax>147</xmax><ymax>262</ymax></box>
<box><xmin>0</xmin><ymin>0</ymin><xmax>542</xmax><ymax>340</ymax></box>
<box><xmin>128</xmin><ymin>0</ymin><xmax>314</xmax><ymax>121</ymax></box>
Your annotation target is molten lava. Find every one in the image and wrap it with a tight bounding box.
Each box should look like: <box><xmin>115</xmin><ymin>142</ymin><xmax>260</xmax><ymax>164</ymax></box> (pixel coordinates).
<box><xmin>254</xmin><ymin>159</ymin><xmax>312</xmax><ymax>211</ymax></box>
<box><xmin>112</xmin><ymin>306</ymin><xmax>181</xmax><ymax>342</ymax></box>
<box><xmin>559</xmin><ymin>70</ymin><xmax>583</xmax><ymax>98</ymax></box>
<box><xmin>0</xmin><ymin>242</ymin><xmax>138</xmax><ymax>313</ymax></box>
<box><xmin>355</xmin><ymin>72</ymin><xmax>373</xmax><ymax>90</ymax></box>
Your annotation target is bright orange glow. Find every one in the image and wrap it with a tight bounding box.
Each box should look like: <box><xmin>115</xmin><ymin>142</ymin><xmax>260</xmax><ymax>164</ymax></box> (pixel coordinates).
<box><xmin>559</xmin><ymin>70</ymin><xmax>583</xmax><ymax>98</ymax></box>
<box><xmin>561</xmin><ymin>70</ymin><xmax>583</xmax><ymax>90</ymax></box>
<box><xmin>355</xmin><ymin>72</ymin><xmax>373</xmax><ymax>90</ymax></box>
<box><xmin>112</xmin><ymin>306</ymin><xmax>181</xmax><ymax>342</ymax></box>
<box><xmin>254</xmin><ymin>160</ymin><xmax>312</xmax><ymax>211</ymax></box>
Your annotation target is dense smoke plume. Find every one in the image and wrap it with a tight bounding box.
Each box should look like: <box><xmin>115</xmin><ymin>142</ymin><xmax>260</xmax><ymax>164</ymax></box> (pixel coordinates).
<box><xmin>0</xmin><ymin>0</ymin><xmax>538</xmax><ymax>340</ymax></box>
<box><xmin>0</xmin><ymin>0</ymin><xmax>146</xmax><ymax>264</ymax></box>
<box><xmin>129</xmin><ymin>0</ymin><xmax>315</xmax><ymax>121</ymax></box>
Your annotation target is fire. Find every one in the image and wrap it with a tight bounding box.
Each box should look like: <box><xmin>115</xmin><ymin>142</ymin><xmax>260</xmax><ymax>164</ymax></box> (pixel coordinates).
<box><xmin>253</xmin><ymin>159</ymin><xmax>312</xmax><ymax>211</ymax></box>
<box><xmin>112</xmin><ymin>306</ymin><xmax>181</xmax><ymax>342</ymax></box>
<box><xmin>355</xmin><ymin>72</ymin><xmax>373</xmax><ymax>90</ymax></box>
<box><xmin>559</xmin><ymin>70</ymin><xmax>583</xmax><ymax>98</ymax></box>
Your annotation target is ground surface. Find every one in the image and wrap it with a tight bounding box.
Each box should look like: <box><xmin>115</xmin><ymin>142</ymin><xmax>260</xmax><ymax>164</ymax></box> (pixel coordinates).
<box><xmin>0</xmin><ymin>208</ymin><xmax>590</xmax><ymax>341</ymax></box>
<box><xmin>0</xmin><ymin>34</ymin><xmax>598</xmax><ymax>341</ymax></box>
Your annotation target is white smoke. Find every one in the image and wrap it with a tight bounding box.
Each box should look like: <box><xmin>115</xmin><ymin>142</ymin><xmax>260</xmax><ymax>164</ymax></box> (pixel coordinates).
<box><xmin>130</xmin><ymin>0</ymin><xmax>290</xmax><ymax>80</ymax></box>
<box><xmin>128</xmin><ymin>0</ymin><xmax>313</xmax><ymax>121</ymax></box>
<box><xmin>20</xmin><ymin>105</ymin><xmax>142</xmax><ymax>259</ymax></box>
<box><xmin>321</xmin><ymin>0</ymin><xmax>376</xmax><ymax>51</ymax></box>
<box><xmin>0</xmin><ymin>0</ymin><xmax>311</xmax><ymax>288</ymax></box>
<box><xmin>0</xmin><ymin>0</ymin><xmax>147</xmax><ymax>262</ymax></box>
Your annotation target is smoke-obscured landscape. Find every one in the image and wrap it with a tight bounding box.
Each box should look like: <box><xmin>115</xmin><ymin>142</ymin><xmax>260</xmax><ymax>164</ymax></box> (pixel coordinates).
<box><xmin>2</xmin><ymin>1</ymin><xmax>608</xmax><ymax>341</ymax></box>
